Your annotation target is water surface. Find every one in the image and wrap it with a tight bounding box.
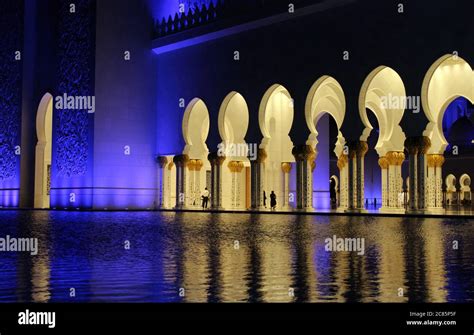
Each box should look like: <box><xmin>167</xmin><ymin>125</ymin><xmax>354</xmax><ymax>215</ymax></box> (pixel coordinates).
<box><xmin>0</xmin><ymin>211</ymin><xmax>473</xmax><ymax>303</ymax></box>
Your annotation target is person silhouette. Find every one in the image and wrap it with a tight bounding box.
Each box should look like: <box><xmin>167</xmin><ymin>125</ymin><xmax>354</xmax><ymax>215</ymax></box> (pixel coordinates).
<box><xmin>270</xmin><ymin>191</ymin><xmax>277</xmax><ymax>211</ymax></box>
<box><xmin>263</xmin><ymin>191</ymin><xmax>267</xmax><ymax>208</ymax></box>
<box><xmin>201</xmin><ymin>188</ymin><xmax>210</xmax><ymax>209</ymax></box>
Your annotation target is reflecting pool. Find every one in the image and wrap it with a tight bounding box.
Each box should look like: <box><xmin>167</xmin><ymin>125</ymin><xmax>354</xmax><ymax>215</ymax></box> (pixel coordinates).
<box><xmin>0</xmin><ymin>211</ymin><xmax>473</xmax><ymax>303</ymax></box>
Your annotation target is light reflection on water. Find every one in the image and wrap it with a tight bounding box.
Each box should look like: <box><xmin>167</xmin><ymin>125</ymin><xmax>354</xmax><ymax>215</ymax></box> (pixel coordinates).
<box><xmin>0</xmin><ymin>211</ymin><xmax>473</xmax><ymax>303</ymax></box>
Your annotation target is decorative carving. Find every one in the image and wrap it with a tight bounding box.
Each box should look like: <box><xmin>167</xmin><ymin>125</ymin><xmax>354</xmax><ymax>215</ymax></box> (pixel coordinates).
<box><xmin>0</xmin><ymin>0</ymin><xmax>23</xmax><ymax>182</ymax></box>
<box><xmin>55</xmin><ymin>0</ymin><xmax>95</xmax><ymax>178</ymax></box>
<box><xmin>228</xmin><ymin>161</ymin><xmax>244</xmax><ymax>173</ymax></box>
<box><xmin>386</xmin><ymin>151</ymin><xmax>405</xmax><ymax>166</ymax></box>
<box><xmin>427</xmin><ymin>154</ymin><xmax>445</xmax><ymax>168</ymax></box>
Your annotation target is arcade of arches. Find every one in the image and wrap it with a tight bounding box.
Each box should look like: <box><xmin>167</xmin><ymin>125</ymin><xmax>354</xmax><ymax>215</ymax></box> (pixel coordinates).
<box><xmin>154</xmin><ymin>54</ymin><xmax>474</xmax><ymax>214</ymax></box>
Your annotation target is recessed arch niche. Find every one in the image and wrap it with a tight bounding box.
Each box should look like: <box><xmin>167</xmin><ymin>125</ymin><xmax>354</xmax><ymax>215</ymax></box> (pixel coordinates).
<box><xmin>34</xmin><ymin>93</ymin><xmax>53</xmax><ymax>209</ymax></box>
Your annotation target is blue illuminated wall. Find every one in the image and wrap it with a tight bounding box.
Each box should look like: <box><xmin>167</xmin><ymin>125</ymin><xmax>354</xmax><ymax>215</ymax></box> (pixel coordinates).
<box><xmin>0</xmin><ymin>0</ymin><xmax>24</xmax><ymax>208</ymax></box>
<box><xmin>93</xmin><ymin>0</ymin><xmax>158</xmax><ymax>209</ymax></box>
<box><xmin>50</xmin><ymin>0</ymin><xmax>96</xmax><ymax>209</ymax></box>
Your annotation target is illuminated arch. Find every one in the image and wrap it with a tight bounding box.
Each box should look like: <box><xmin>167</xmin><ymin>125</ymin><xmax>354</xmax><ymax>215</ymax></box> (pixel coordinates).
<box><xmin>218</xmin><ymin>91</ymin><xmax>249</xmax><ymax>156</ymax></box>
<box><xmin>445</xmin><ymin>174</ymin><xmax>457</xmax><ymax>192</ymax></box>
<box><xmin>218</xmin><ymin>91</ymin><xmax>250</xmax><ymax>209</ymax></box>
<box><xmin>460</xmin><ymin>173</ymin><xmax>471</xmax><ymax>191</ymax></box>
<box><xmin>182</xmin><ymin>98</ymin><xmax>210</xmax><ymax>158</ymax></box>
<box><xmin>258</xmin><ymin>84</ymin><xmax>294</xmax><ymax>162</ymax></box>
<box><xmin>359</xmin><ymin>66</ymin><xmax>407</xmax><ymax>157</ymax></box>
<box><xmin>305</xmin><ymin>75</ymin><xmax>346</xmax><ymax>157</ymax></box>
<box><xmin>422</xmin><ymin>54</ymin><xmax>474</xmax><ymax>154</ymax></box>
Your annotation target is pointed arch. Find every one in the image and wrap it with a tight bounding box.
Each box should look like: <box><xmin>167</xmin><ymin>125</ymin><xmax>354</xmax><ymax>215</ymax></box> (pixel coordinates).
<box><xmin>182</xmin><ymin>98</ymin><xmax>210</xmax><ymax>158</ymax></box>
<box><xmin>305</xmin><ymin>75</ymin><xmax>346</xmax><ymax>157</ymax></box>
<box><xmin>359</xmin><ymin>66</ymin><xmax>407</xmax><ymax>157</ymax></box>
<box><xmin>421</xmin><ymin>54</ymin><xmax>474</xmax><ymax>154</ymax></box>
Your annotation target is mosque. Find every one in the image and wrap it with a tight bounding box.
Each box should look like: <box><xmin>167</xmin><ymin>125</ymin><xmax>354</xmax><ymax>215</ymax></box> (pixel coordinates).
<box><xmin>0</xmin><ymin>0</ymin><xmax>473</xmax><ymax>214</ymax></box>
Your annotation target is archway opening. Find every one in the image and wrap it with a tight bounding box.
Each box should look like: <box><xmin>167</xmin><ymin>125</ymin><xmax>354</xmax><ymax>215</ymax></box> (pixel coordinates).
<box><xmin>359</xmin><ymin>66</ymin><xmax>407</xmax><ymax>213</ymax></box>
<box><xmin>259</xmin><ymin>84</ymin><xmax>294</xmax><ymax>209</ymax></box>
<box><xmin>441</xmin><ymin>97</ymin><xmax>474</xmax><ymax>207</ymax></box>
<box><xmin>313</xmin><ymin>113</ymin><xmax>339</xmax><ymax>209</ymax></box>
<box><xmin>305</xmin><ymin>76</ymin><xmax>346</xmax><ymax>211</ymax></box>
<box><xmin>364</xmin><ymin>110</ymin><xmax>382</xmax><ymax>209</ymax></box>
<box><xmin>218</xmin><ymin>92</ymin><xmax>250</xmax><ymax>209</ymax></box>
<box><xmin>34</xmin><ymin>93</ymin><xmax>53</xmax><ymax>209</ymax></box>
<box><xmin>182</xmin><ymin>98</ymin><xmax>211</xmax><ymax>208</ymax></box>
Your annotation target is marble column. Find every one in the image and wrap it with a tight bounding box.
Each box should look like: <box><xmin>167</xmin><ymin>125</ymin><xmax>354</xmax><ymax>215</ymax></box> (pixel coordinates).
<box><xmin>208</xmin><ymin>152</ymin><xmax>225</xmax><ymax>210</ymax></box>
<box><xmin>156</xmin><ymin>156</ymin><xmax>168</xmax><ymax>209</ymax></box>
<box><xmin>251</xmin><ymin>149</ymin><xmax>267</xmax><ymax>209</ymax></box>
<box><xmin>346</xmin><ymin>143</ymin><xmax>357</xmax><ymax>211</ymax></box>
<box><xmin>385</xmin><ymin>151</ymin><xmax>405</xmax><ymax>212</ymax></box>
<box><xmin>417</xmin><ymin>136</ymin><xmax>431</xmax><ymax>211</ymax></box>
<box><xmin>337</xmin><ymin>154</ymin><xmax>349</xmax><ymax>211</ymax></box>
<box><xmin>378</xmin><ymin>156</ymin><xmax>389</xmax><ymax>210</ymax></box>
<box><xmin>292</xmin><ymin>145</ymin><xmax>316</xmax><ymax>210</ymax></box>
<box><xmin>427</xmin><ymin>154</ymin><xmax>445</xmax><ymax>213</ymax></box>
<box><xmin>355</xmin><ymin>141</ymin><xmax>368</xmax><ymax>211</ymax></box>
<box><xmin>228</xmin><ymin>161</ymin><xmax>244</xmax><ymax>208</ymax></box>
<box><xmin>173</xmin><ymin>154</ymin><xmax>189</xmax><ymax>209</ymax></box>
<box><xmin>281</xmin><ymin>162</ymin><xmax>292</xmax><ymax>209</ymax></box>
<box><xmin>187</xmin><ymin>159</ymin><xmax>203</xmax><ymax>207</ymax></box>
<box><xmin>404</xmin><ymin>137</ymin><xmax>418</xmax><ymax>212</ymax></box>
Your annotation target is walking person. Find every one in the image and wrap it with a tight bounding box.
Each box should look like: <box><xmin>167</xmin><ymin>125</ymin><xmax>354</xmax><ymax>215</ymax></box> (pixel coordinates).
<box><xmin>201</xmin><ymin>188</ymin><xmax>210</xmax><ymax>209</ymax></box>
<box><xmin>270</xmin><ymin>191</ymin><xmax>277</xmax><ymax>211</ymax></box>
<box><xmin>263</xmin><ymin>191</ymin><xmax>267</xmax><ymax>208</ymax></box>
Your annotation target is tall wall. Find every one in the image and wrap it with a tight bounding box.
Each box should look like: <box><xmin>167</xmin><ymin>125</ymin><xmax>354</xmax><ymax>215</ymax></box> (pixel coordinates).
<box><xmin>0</xmin><ymin>0</ymin><xmax>24</xmax><ymax>208</ymax></box>
<box><xmin>50</xmin><ymin>0</ymin><xmax>96</xmax><ymax>209</ymax></box>
<box><xmin>94</xmin><ymin>0</ymin><xmax>158</xmax><ymax>209</ymax></box>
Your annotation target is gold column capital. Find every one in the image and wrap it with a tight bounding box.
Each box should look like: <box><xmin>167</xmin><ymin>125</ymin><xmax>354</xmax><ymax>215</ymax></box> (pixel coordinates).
<box><xmin>292</xmin><ymin>145</ymin><xmax>316</xmax><ymax>162</ymax></box>
<box><xmin>228</xmin><ymin>161</ymin><xmax>244</xmax><ymax>173</ymax></box>
<box><xmin>281</xmin><ymin>162</ymin><xmax>292</xmax><ymax>173</ymax></box>
<box><xmin>257</xmin><ymin>148</ymin><xmax>267</xmax><ymax>163</ymax></box>
<box><xmin>356</xmin><ymin>141</ymin><xmax>369</xmax><ymax>157</ymax></box>
<box><xmin>156</xmin><ymin>156</ymin><xmax>168</xmax><ymax>168</ymax></box>
<box><xmin>378</xmin><ymin>157</ymin><xmax>389</xmax><ymax>169</ymax></box>
<box><xmin>386</xmin><ymin>151</ymin><xmax>405</xmax><ymax>166</ymax></box>
<box><xmin>427</xmin><ymin>154</ymin><xmax>445</xmax><ymax>168</ymax></box>
<box><xmin>208</xmin><ymin>152</ymin><xmax>226</xmax><ymax>166</ymax></box>
<box><xmin>418</xmin><ymin>136</ymin><xmax>431</xmax><ymax>154</ymax></box>
<box><xmin>173</xmin><ymin>154</ymin><xmax>189</xmax><ymax>167</ymax></box>
<box><xmin>404</xmin><ymin>137</ymin><xmax>419</xmax><ymax>155</ymax></box>
<box><xmin>337</xmin><ymin>154</ymin><xmax>348</xmax><ymax>170</ymax></box>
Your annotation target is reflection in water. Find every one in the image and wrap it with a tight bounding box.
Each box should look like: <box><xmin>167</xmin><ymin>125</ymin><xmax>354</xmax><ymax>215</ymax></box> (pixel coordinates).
<box><xmin>0</xmin><ymin>211</ymin><xmax>473</xmax><ymax>303</ymax></box>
